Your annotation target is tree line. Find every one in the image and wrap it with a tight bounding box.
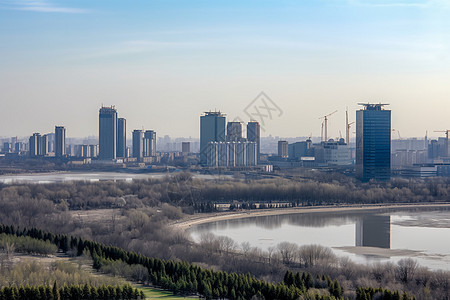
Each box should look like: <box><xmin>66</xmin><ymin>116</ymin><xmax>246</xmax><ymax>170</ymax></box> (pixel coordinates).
<box><xmin>0</xmin><ymin>223</ymin><xmax>417</xmax><ymax>300</ymax></box>
<box><xmin>0</xmin><ymin>283</ymin><xmax>144</xmax><ymax>300</ymax></box>
<box><xmin>0</xmin><ymin>175</ymin><xmax>448</xmax><ymax>213</ymax></box>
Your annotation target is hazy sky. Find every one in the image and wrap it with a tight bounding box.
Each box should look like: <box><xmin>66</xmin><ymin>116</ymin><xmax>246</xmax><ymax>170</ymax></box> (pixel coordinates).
<box><xmin>1</xmin><ymin>0</ymin><xmax>449</xmax><ymax>139</ymax></box>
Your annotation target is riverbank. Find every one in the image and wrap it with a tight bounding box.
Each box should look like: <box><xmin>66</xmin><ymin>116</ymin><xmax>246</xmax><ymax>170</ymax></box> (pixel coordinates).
<box><xmin>172</xmin><ymin>202</ymin><xmax>450</xmax><ymax>231</ymax></box>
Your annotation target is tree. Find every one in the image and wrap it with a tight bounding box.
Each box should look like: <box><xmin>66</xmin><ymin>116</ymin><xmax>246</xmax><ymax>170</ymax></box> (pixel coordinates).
<box><xmin>396</xmin><ymin>258</ymin><xmax>418</xmax><ymax>283</ymax></box>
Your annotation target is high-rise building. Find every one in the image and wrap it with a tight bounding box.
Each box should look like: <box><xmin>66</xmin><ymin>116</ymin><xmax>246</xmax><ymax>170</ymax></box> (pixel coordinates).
<box><xmin>206</xmin><ymin>141</ymin><xmax>257</xmax><ymax>167</ymax></box>
<box><xmin>356</xmin><ymin>103</ymin><xmax>391</xmax><ymax>181</ymax></box>
<box><xmin>55</xmin><ymin>126</ymin><xmax>66</xmax><ymax>157</ymax></box>
<box><xmin>2</xmin><ymin>142</ymin><xmax>11</xmax><ymax>153</ymax></box>
<box><xmin>29</xmin><ymin>133</ymin><xmax>40</xmax><ymax>157</ymax></box>
<box><xmin>99</xmin><ymin>106</ymin><xmax>118</xmax><ymax>160</ymax></box>
<box><xmin>40</xmin><ymin>134</ymin><xmax>48</xmax><ymax>156</ymax></box>
<box><xmin>182</xmin><ymin>142</ymin><xmax>190</xmax><ymax>154</ymax></box>
<box><xmin>117</xmin><ymin>118</ymin><xmax>126</xmax><ymax>158</ymax></box>
<box><xmin>29</xmin><ymin>133</ymin><xmax>48</xmax><ymax>157</ymax></box>
<box><xmin>200</xmin><ymin>111</ymin><xmax>226</xmax><ymax>164</ymax></box>
<box><xmin>278</xmin><ymin>141</ymin><xmax>288</xmax><ymax>158</ymax></box>
<box><xmin>143</xmin><ymin>130</ymin><xmax>156</xmax><ymax>157</ymax></box>
<box><xmin>226</xmin><ymin>122</ymin><xmax>242</xmax><ymax>142</ymax></box>
<box><xmin>247</xmin><ymin>121</ymin><xmax>260</xmax><ymax>163</ymax></box>
<box><xmin>46</xmin><ymin>133</ymin><xmax>55</xmax><ymax>153</ymax></box>
<box><xmin>132</xmin><ymin>130</ymin><xmax>144</xmax><ymax>160</ymax></box>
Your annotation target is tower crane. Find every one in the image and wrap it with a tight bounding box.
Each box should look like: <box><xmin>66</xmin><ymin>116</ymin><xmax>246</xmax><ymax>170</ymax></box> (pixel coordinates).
<box><xmin>345</xmin><ymin>109</ymin><xmax>355</xmax><ymax>145</ymax></box>
<box><xmin>392</xmin><ymin>129</ymin><xmax>402</xmax><ymax>140</ymax></box>
<box><xmin>319</xmin><ymin>110</ymin><xmax>337</xmax><ymax>142</ymax></box>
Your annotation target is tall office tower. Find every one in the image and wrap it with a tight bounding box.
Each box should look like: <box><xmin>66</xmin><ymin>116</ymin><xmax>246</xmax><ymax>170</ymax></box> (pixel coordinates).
<box><xmin>278</xmin><ymin>140</ymin><xmax>288</xmax><ymax>158</ymax></box>
<box><xmin>132</xmin><ymin>130</ymin><xmax>144</xmax><ymax>160</ymax></box>
<box><xmin>40</xmin><ymin>134</ymin><xmax>48</xmax><ymax>156</ymax></box>
<box><xmin>46</xmin><ymin>133</ymin><xmax>55</xmax><ymax>153</ymax></box>
<box><xmin>55</xmin><ymin>126</ymin><xmax>66</xmax><ymax>157</ymax></box>
<box><xmin>356</xmin><ymin>103</ymin><xmax>391</xmax><ymax>181</ymax></box>
<box><xmin>200</xmin><ymin>111</ymin><xmax>226</xmax><ymax>164</ymax></box>
<box><xmin>226</xmin><ymin>122</ymin><xmax>242</xmax><ymax>142</ymax></box>
<box><xmin>99</xmin><ymin>106</ymin><xmax>118</xmax><ymax>160</ymax></box>
<box><xmin>29</xmin><ymin>133</ymin><xmax>40</xmax><ymax>157</ymax></box>
<box><xmin>29</xmin><ymin>133</ymin><xmax>48</xmax><ymax>157</ymax></box>
<box><xmin>117</xmin><ymin>118</ymin><xmax>126</xmax><ymax>158</ymax></box>
<box><xmin>143</xmin><ymin>130</ymin><xmax>156</xmax><ymax>157</ymax></box>
<box><xmin>247</xmin><ymin>121</ymin><xmax>260</xmax><ymax>163</ymax></box>
<box><xmin>182</xmin><ymin>142</ymin><xmax>190</xmax><ymax>154</ymax></box>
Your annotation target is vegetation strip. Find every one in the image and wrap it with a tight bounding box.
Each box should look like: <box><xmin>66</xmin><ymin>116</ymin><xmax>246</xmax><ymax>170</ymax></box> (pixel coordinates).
<box><xmin>0</xmin><ymin>224</ymin><xmax>416</xmax><ymax>300</ymax></box>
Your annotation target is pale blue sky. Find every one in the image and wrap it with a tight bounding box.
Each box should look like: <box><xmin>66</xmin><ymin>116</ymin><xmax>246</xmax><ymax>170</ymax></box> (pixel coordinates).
<box><xmin>1</xmin><ymin>0</ymin><xmax>449</xmax><ymax>138</ymax></box>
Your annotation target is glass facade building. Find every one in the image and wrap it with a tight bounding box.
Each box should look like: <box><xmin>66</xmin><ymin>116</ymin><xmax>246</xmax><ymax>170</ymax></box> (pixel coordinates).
<box><xmin>132</xmin><ymin>129</ymin><xmax>144</xmax><ymax>160</ymax></box>
<box><xmin>247</xmin><ymin>121</ymin><xmax>260</xmax><ymax>164</ymax></box>
<box><xmin>117</xmin><ymin>118</ymin><xmax>126</xmax><ymax>158</ymax></box>
<box><xmin>356</xmin><ymin>104</ymin><xmax>391</xmax><ymax>181</ymax></box>
<box><xmin>55</xmin><ymin>126</ymin><xmax>66</xmax><ymax>157</ymax></box>
<box><xmin>200</xmin><ymin>111</ymin><xmax>226</xmax><ymax>164</ymax></box>
<box><xmin>99</xmin><ymin>106</ymin><xmax>118</xmax><ymax>160</ymax></box>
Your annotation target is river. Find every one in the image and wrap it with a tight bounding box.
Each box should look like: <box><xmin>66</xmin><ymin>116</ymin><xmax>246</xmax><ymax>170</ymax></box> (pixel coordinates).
<box><xmin>189</xmin><ymin>207</ymin><xmax>450</xmax><ymax>271</ymax></box>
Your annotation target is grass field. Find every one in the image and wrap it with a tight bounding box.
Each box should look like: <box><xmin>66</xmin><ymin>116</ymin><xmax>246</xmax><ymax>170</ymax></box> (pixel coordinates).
<box><xmin>138</xmin><ymin>286</ymin><xmax>198</xmax><ymax>299</ymax></box>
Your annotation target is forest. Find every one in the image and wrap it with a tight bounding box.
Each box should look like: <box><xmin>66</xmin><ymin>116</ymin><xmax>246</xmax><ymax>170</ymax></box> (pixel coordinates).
<box><xmin>0</xmin><ymin>224</ymin><xmax>417</xmax><ymax>300</ymax></box>
<box><xmin>0</xmin><ymin>174</ymin><xmax>448</xmax><ymax>299</ymax></box>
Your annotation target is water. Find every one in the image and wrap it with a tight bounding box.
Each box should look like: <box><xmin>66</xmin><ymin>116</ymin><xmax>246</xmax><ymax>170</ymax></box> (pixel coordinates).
<box><xmin>189</xmin><ymin>207</ymin><xmax>450</xmax><ymax>271</ymax></box>
<box><xmin>0</xmin><ymin>171</ymin><xmax>223</xmax><ymax>184</ymax></box>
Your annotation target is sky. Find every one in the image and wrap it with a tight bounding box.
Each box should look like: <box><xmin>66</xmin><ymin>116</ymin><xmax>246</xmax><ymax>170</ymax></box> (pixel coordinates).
<box><xmin>1</xmin><ymin>0</ymin><xmax>450</xmax><ymax>139</ymax></box>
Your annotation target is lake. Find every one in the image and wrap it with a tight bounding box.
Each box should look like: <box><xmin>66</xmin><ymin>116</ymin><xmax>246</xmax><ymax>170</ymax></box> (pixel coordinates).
<box><xmin>189</xmin><ymin>207</ymin><xmax>450</xmax><ymax>271</ymax></box>
<box><xmin>0</xmin><ymin>171</ymin><xmax>223</xmax><ymax>184</ymax></box>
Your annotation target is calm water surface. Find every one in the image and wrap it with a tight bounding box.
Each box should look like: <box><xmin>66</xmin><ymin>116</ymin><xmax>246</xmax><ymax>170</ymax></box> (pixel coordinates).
<box><xmin>0</xmin><ymin>172</ymin><xmax>222</xmax><ymax>184</ymax></box>
<box><xmin>189</xmin><ymin>207</ymin><xmax>450</xmax><ymax>271</ymax></box>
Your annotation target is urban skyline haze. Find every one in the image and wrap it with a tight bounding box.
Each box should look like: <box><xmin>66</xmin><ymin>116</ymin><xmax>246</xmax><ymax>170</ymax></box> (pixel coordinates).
<box><xmin>1</xmin><ymin>0</ymin><xmax>449</xmax><ymax>139</ymax></box>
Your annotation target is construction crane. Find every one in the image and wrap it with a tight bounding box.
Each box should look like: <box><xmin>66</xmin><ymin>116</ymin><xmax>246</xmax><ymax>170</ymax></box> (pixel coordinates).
<box><xmin>319</xmin><ymin>110</ymin><xmax>337</xmax><ymax>142</ymax></box>
<box><xmin>320</xmin><ymin>121</ymin><xmax>324</xmax><ymax>142</ymax></box>
<box><xmin>345</xmin><ymin>109</ymin><xmax>355</xmax><ymax>145</ymax></box>
<box><xmin>392</xmin><ymin>129</ymin><xmax>402</xmax><ymax>140</ymax></box>
<box><xmin>434</xmin><ymin>130</ymin><xmax>449</xmax><ymax>157</ymax></box>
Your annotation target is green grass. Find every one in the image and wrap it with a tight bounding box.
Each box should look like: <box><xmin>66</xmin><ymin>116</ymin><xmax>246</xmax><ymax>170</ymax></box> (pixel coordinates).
<box><xmin>137</xmin><ymin>286</ymin><xmax>198</xmax><ymax>299</ymax></box>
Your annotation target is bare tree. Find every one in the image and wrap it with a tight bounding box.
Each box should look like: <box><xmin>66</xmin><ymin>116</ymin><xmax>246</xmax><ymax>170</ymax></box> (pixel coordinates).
<box><xmin>396</xmin><ymin>258</ymin><xmax>418</xmax><ymax>283</ymax></box>
<box><xmin>217</xmin><ymin>236</ymin><xmax>237</xmax><ymax>255</ymax></box>
<box><xmin>298</xmin><ymin>244</ymin><xmax>336</xmax><ymax>267</ymax></box>
<box><xmin>277</xmin><ymin>242</ymin><xmax>298</xmax><ymax>265</ymax></box>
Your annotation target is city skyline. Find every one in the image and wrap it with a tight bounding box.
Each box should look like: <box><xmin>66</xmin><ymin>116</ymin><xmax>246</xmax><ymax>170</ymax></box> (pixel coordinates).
<box><xmin>1</xmin><ymin>1</ymin><xmax>450</xmax><ymax>138</ymax></box>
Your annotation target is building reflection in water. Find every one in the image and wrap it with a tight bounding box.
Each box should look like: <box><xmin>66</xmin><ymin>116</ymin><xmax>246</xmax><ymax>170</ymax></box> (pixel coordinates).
<box><xmin>356</xmin><ymin>215</ymin><xmax>391</xmax><ymax>248</ymax></box>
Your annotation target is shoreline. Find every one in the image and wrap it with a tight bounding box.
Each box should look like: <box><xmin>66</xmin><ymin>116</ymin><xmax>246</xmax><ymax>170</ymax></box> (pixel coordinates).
<box><xmin>172</xmin><ymin>202</ymin><xmax>450</xmax><ymax>230</ymax></box>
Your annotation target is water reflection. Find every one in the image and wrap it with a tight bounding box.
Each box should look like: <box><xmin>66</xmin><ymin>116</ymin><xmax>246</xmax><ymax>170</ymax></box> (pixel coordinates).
<box><xmin>189</xmin><ymin>207</ymin><xmax>450</xmax><ymax>270</ymax></box>
<box><xmin>356</xmin><ymin>215</ymin><xmax>390</xmax><ymax>248</ymax></box>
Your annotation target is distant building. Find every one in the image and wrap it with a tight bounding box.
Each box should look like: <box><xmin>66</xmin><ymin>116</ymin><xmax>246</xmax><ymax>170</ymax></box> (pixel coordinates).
<box><xmin>99</xmin><ymin>106</ymin><xmax>118</xmax><ymax>160</ymax></box>
<box><xmin>132</xmin><ymin>130</ymin><xmax>144</xmax><ymax>160</ymax></box>
<box><xmin>288</xmin><ymin>141</ymin><xmax>312</xmax><ymax>160</ymax></box>
<box><xmin>278</xmin><ymin>141</ymin><xmax>288</xmax><ymax>158</ymax></box>
<box><xmin>182</xmin><ymin>142</ymin><xmax>190</xmax><ymax>153</ymax></box>
<box><xmin>55</xmin><ymin>126</ymin><xmax>66</xmax><ymax>157</ymax></box>
<box><xmin>2</xmin><ymin>142</ymin><xmax>11</xmax><ymax>153</ymax></box>
<box><xmin>117</xmin><ymin>118</ymin><xmax>126</xmax><ymax>158</ymax></box>
<box><xmin>206</xmin><ymin>141</ymin><xmax>257</xmax><ymax>167</ymax></box>
<box><xmin>226</xmin><ymin>122</ymin><xmax>242</xmax><ymax>142</ymax></box>
<box><xmin>29</xmin><ymin>133</ymin><xmax>48</xmax><ymax>157</ymax></box>
<box><xmin>247</xmin><ymin>121</ymin><xmax>260</xmax><ymax>164</ymax></box>
<box><xmin>46</xmin><ymin>133</ymin><xmax>55</xmax><ymax>153</ymax></box>
<box><xmin>356</xmin><ymin>103</ymin><xmax>391</xmax><ymax>181</ymax></box>
<box><xmin>314</xmin><ymin>139</ymin><xmax>351</xmax><ymax>166</ymax></box>
<box><xmin>143</xmin><ymin>130</ymin><xmax>156</xmax><ymax>157</ymax></box>
<box><xmin>200</xmin><ymin>111</ymin><xmax>226</xmax><ymax>164</ymax></box>
<box><xmin>40</xmin><ymin>134</ymin><xmax>48</xmax><ymax>156</ymax></box>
